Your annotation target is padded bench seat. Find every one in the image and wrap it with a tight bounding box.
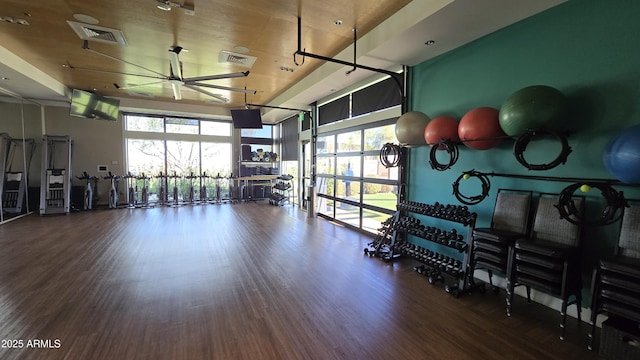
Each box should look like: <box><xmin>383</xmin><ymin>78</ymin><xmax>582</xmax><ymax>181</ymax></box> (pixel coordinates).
<box><xmin>599</xmin><ymin>256</ymin><xmax>640</xmax><ymax>278</ymax></box>
<box><xmin>473</xmin><ymin>228</ymin><xmax>526</xmax><ymax>244</ymax></box>
<box><xmin>515</xmin><ymin>239</ymin><xmax>577</xmax><ymax>259</ymax></box>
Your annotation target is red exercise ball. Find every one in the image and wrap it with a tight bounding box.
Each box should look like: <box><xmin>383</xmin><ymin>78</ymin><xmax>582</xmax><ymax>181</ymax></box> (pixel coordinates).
<box><xmin>458</xmin><ymin>107</ymin><xmax>505</xmax><ymax>150</ymax></box>
<box><xmin>424</xmin><ymin>116</ymin><xmax>459</xmax><ymax>149</ymax></box>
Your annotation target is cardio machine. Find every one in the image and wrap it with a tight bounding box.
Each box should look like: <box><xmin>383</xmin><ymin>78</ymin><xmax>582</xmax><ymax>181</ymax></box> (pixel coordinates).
<box><xmin>155</xmin><ymin>171</ymin><xmax>168</xmax><ymax>206</ymax></box>
<box><xmin>168</xmin><ymin>171</ymin><xmax>182</xmax><ymax>206</ymax></box>
<box><xmin>137</xmin><ymin>173</ymin><xmax>151</xmax><ymax>208</ymax></box>
<box><xmin>76</xmin><ymin>172</ymin><xmax>99</xmax><ymax>210</ymax></box>
<box><xmin>102</xmin><ymin>172</ymin><xmax>121</xmax><ymax>209</ymax></box>
<box><xmin>199</xmin><ymin>172</ymin><xmax>210</xmax><ymax>204</ymax></box>
<box><xmin>185</xmin><ymin>172</ymin><xmax>198</xmax><ymax>204</ymax></box>
<box><xmin>123</xmin><ymin>172</ymin><xmax>137</xmax><ymax>208</ymax></box>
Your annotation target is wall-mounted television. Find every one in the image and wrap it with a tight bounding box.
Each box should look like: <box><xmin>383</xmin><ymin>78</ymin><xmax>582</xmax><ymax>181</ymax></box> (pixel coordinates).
<box><xmin>230</xmin><ymin>108</ymin><xmax>263</xmax><ymax>129</ymax></box>
<box><xmin>70</xmin><ymin>89</ymin><xmax>120</xmax><ymax>121</ymax></box>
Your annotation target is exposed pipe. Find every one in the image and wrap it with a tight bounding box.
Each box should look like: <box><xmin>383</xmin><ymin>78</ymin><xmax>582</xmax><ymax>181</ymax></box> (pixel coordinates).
<box><xmin>246</xmin><ymin>103</ymin><xmax>310</xmax><ymax>113</ymax></box>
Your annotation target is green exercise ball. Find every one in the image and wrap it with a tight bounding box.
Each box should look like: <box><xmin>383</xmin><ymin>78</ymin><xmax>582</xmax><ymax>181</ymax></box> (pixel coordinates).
<box><xmin>395</xmin><ymin>111</ymin><xmax>431</xmax><ymax>147</ymax></box>
<box><xmin>499</xmin><ymin>85</ymin><xmax>569</xmax><ymax>136</ymax></box>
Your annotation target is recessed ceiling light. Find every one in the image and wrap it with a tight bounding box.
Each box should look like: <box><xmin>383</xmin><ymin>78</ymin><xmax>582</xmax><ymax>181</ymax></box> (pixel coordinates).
<box><xmin>334</xmin><ymin>20</ymin><xmax>343</xmax><ymax>25</ymax></box>
<box><xmin>425</xmin><ymin>40</ymin><xmax>436</xmax><ymax>45</ymax></box>
<box><xmin>233</xmin><ymin>45</ymin><xmax>250</xmax><ymax>54</ymax></box>
<box><xmin>73</xmin><ymin>13</ymin><xmax>99</xmax><ymax>24</ymax></box>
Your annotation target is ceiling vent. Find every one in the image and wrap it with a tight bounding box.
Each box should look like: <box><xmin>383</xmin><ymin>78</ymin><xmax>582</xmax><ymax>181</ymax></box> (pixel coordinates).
<box><xmin>67</xmin><ymin>21</ymin><xmax>128</xmax><ymax>46</ymax></box>
<box><xmin>218</xmin><ymin>50</ymin><xmax>257</xmax><ymax>68</ymax></box>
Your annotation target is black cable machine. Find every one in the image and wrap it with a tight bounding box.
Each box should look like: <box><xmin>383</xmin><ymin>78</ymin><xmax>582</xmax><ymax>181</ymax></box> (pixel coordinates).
<box><xmin>2</xmin><ymin>136</ymin><xmax>37</xmax><ymax>215</ymax></box>
<box><xmin>40</xmin><ymin>135</ymin><xmax>73</xmax><ymax>215</ymax></box>
<box><xmin>0</xmin><ymin>133</ymin><xmax>9</xmax><ymax>219</ymax></box>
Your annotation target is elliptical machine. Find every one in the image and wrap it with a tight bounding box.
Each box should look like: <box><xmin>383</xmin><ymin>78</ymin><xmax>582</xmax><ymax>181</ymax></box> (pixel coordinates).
<box><xmin>76</xmin><ymin>171</ymin><xmax>99</xmax><ymax>210</ymax></box>
<box><xmin>102</xmin><ymin>172</ymin><xmax>121</xmax><ymax>209</ymax></box>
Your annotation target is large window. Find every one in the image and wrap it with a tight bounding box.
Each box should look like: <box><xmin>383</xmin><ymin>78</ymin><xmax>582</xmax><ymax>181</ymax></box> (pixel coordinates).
<box><xmin>241</xmin><ymin>127</ymin><xmax>272</xmax><ymax>139</ymax></box>
<box><xmin>124</xmin><ymin>114</ymin><xmax>232</xmax><ymax>203</ymax></box>
<box><xmin>201</xmin><ymin>121</ymin><xmax>231</xmax><ymax>136</ymax></box>
<box><xmin>126</xmin><ymin>139</ymin><xmax>165</xmax><ymax>175</ymax></box>
<box><xmin>240</xmin><ymin>125</ymin><xmax>276</xmax><ymax>176</ymax></box>
<box><xmin>165</xmin><ymin>118</ymin><xmax>199</xmax><ymax>134</ymax></box>
<box><xmin>125</xmin><ymin>115</ymin><xmax>164</xmax><ymax>132</ymax></box>
<box><xmin>316</xmin><ymin>121</ymin><xmax>398</xmax><ymax>233</ymax></box>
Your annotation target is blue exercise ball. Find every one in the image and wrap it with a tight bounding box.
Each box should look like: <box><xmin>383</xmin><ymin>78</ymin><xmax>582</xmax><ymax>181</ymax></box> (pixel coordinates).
<box><xmin>603</xmin><ymin>124</ymin><xmax>640</xmax><ymax>184</ymax></box>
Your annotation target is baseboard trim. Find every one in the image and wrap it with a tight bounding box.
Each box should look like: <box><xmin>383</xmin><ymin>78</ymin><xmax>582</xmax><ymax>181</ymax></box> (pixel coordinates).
<box><xmin>473</xmin><ymin>270</ymin><xmax>607</xmax><ymax>328</ymax></box>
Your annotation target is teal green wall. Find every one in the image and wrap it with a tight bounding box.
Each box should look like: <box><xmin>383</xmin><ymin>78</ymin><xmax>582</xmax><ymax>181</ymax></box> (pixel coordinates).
<box><xmin>407</xmin><ymin>0</ymin><xmax>640</xmax><ymax>271</ymax></box>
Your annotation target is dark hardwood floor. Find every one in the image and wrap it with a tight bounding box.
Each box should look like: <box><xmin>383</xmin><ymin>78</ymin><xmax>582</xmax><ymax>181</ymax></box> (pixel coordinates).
<box><xmin>0</xmin><ymin>203</ymin><xmax>603</xmax><ymax>360</ymax></box>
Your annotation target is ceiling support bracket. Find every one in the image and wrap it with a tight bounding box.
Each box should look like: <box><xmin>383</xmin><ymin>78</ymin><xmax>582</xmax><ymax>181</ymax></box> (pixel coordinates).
<box><xmin>292</xmin><ymin>17</ymin><xmax>405</xmax><ymax>101</ymax></box>
<box><xmin>346</xmin><ymin>27</ymin><xmax>357</xmax><ymax>76</ymax></box>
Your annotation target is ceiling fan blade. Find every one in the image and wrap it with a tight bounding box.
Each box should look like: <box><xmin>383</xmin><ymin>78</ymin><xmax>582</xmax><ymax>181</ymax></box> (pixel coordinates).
<box><xmin>190</xmin><ymin>82</ymin><xmax>257</xmax><ymax>94</ymax></box>
<box><xmin>182</xmin><ymin>71</ymin><xmax>250</xmax><ymax>82</ymax></box>
<box><xmin>66</xmin><ymin>63</ymin><xmax>167</xmax><ymax>81</ymax></box>
<box><xmin>83</xmin><ymin>41</ymin><xmax>168</xmax><ymax>78</ymax></box>
<box><xmin>184</xmin><ymin>84</ymin><xmax>228</xmax><ymax>103</ymax></box>
<box><xmin>117</xmin><ymin>80</ymin><xmax>168</xmax><ymax>90</ymax></box>
<box><xmin>168</xmin><ymin>47</ymin><xmax>183</xmax><ymax>80</ymax></box>
<box><xmin>170</xmin><ymin>81</ymin><xmax>182</xmax><ymax>100</ymax></box>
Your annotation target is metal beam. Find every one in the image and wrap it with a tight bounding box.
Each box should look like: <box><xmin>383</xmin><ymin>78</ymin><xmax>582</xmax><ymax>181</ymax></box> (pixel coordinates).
<box><xmin>293</xmin><ymin>17</ymin><xmax>404</xmax><ymax>92</ymax></box>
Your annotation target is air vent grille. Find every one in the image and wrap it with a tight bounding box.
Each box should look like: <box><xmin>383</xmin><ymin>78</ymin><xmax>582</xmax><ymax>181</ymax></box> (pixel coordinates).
<box><xmin>82</xmin><ymin>28</ymin><xmax>117</xmax><ymax>42</ymax></box>
<box><xmin>218</xmin><ymin>50</ymin><xmax>257</xmax><ymax>68</ymax></box>
<box><xmin>67</xmin><ymin>21</ymin><xmax>128</xmax><ymax>46</ymax></box>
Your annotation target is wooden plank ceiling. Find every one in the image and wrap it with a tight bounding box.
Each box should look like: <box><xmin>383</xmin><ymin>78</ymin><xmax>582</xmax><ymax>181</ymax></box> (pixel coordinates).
<box><xmin>0</xmin><ymin>0</ymin><xmax>411</xmax><ymax>108</ymax></box>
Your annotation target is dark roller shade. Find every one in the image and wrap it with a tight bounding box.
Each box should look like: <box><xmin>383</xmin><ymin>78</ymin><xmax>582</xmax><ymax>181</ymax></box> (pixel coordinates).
<box><xmin>318</xmin><ymin>95</ymin><xmax>349</xmax><ymax>125</ymax></box>
<box><xmin>281</xmin><ymin>114</ymin><xmax>299</xmax><ymax>161</ymax></box>
<box><xmin>352</xmin><ymin>77</ymin><xmax>401</xmax><ymax>117</ymax></box>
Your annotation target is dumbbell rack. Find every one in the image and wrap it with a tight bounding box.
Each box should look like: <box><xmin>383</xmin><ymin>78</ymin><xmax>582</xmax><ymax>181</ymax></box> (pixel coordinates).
<box><xmin>364</xmin><ymin>212</ymin><xmax>401</xmax><ymax>260</ymax></box>
<box><xmin>366</xmin><ymin>200</ymin><xmax>477</xmax><ymax>297</ymax></box>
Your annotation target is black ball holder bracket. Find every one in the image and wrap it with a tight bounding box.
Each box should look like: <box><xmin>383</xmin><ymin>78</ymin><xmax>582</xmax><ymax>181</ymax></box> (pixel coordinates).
<box><xmin>513</xmin><ymin>129</ymin><xmax>572</xmax><ymax>171</ymax></box>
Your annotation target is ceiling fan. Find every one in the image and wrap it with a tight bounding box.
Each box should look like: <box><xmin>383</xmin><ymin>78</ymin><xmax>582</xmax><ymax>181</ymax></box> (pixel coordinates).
<box><xmin>75</xmin><ymin>41</ymin><xmax>257</xmax><ymax>103</ymax></box>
